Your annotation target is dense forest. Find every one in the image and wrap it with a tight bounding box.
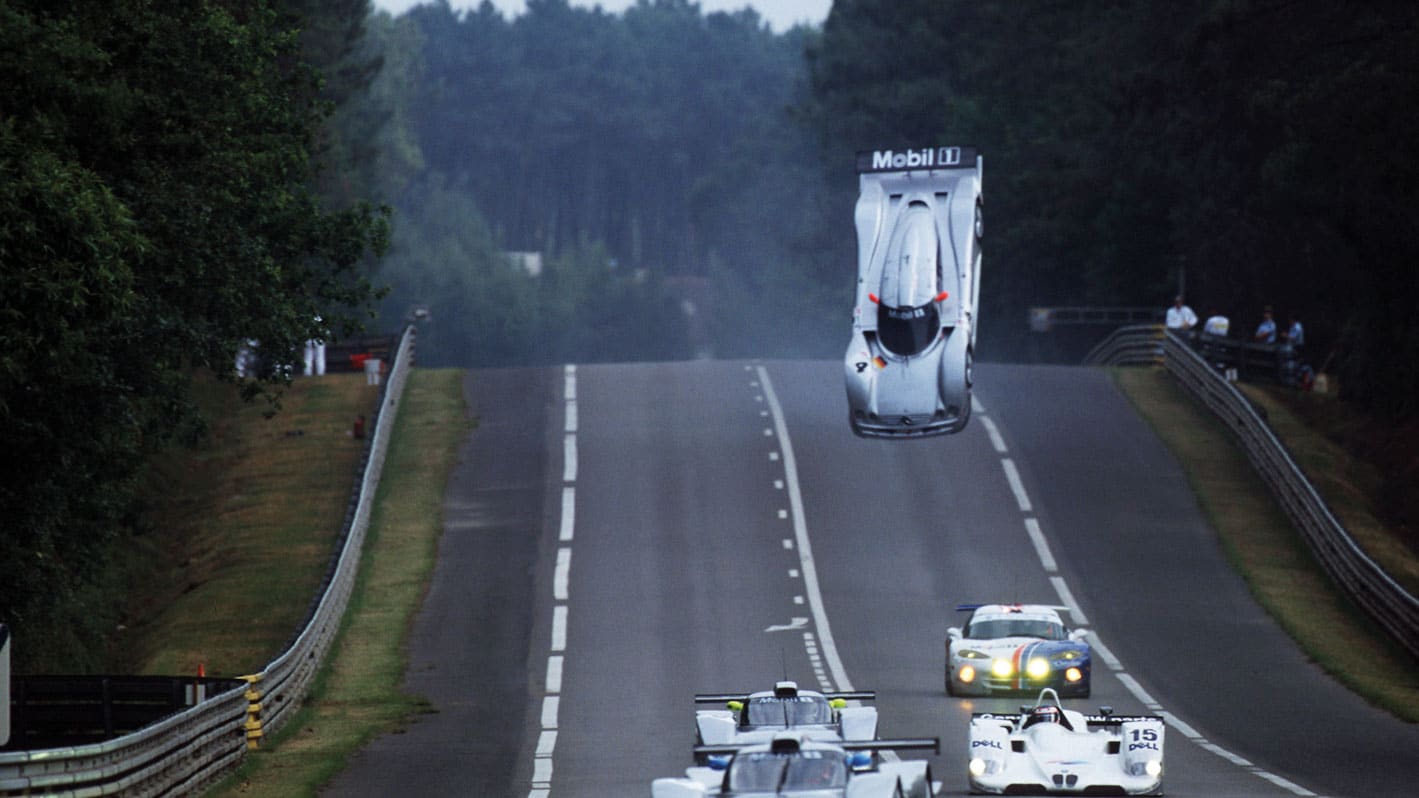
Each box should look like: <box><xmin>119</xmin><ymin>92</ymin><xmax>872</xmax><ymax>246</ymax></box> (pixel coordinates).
<box><xmin>3</xmin><ymin>0</ymin><xmax>1417</xmax><ymax>669</ymax></box>
<box><xmin>363</xmin><ymin>0</ymin><xmax>846</xmax><ymax>366</ymax></box>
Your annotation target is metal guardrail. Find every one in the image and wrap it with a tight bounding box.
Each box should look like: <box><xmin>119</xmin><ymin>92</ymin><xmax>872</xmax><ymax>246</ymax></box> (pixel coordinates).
<box><xmin>0</xmin><ymin>325</ymin><xmax>417</xmax><ymax>796</ymax></box>
<box><xmin>1087</xmin><ymin>324</ymin><xmax>1419</xmax><ymax>661</ymax></box>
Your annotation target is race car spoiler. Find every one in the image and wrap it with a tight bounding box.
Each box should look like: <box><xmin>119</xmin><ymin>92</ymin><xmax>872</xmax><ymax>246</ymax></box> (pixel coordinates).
<box><xmin>693</xmin><ymin>737</ymin><xmax>940</xmax><ymax>758</ymax></box>
<box><xmin>694</xmin><ymin>689</ymin><xmax>876</xmax><ymax>704</ymax></box>
<box><xmin>973</xmin><ymin>712</ymin><xmax>1163</xmax><ymax>726</ymax></box>
<box><xmin>955</xmin><ymin>603</ymin><xmax>1070</xmax><ymax>612</ymax></box>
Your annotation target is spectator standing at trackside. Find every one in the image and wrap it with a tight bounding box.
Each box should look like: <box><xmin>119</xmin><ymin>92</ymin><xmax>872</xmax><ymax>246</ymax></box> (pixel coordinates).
<box><xmin>1202</xmin><ymin>312</ymin><xmax>1229</xmax><ymax>337</ymax></box>
<box><xmin>1166</xmin><ymin>295</ymin><xmax>1198</xmax><ymax>332</ymax></box>
<box><xmin>1254</xmin><ymin>306</ymin><xmax>1277</xmax><ymax>343</ymax></box>
<box><xmin>1283</xmin><ymin>313</ymin><xmax>1304</xmax><ymax>350</ymax></box>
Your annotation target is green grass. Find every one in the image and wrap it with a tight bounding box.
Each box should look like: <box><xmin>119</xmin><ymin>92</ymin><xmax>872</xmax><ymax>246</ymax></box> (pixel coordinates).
<box><xmin>204</xmin><ymin>368</ymin><xmax>470</xmax><ymax>797</ymax></box>
<box><xmin>1111</xmin><ymin>367</ymin><xmax>1419</xmax><ymax>722</ymax></box>
<box><xmin>119</xmin><ymin>373</ymin><xmax>385</xmax><ymax>676</ymax></box>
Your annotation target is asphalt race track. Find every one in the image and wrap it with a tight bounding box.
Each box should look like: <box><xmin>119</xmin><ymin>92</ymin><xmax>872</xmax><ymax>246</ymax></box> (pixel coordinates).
<box><xmin>326</xmin><ymin>360</ymin><xmax>1419</xmax><ymax>797</ymax></box>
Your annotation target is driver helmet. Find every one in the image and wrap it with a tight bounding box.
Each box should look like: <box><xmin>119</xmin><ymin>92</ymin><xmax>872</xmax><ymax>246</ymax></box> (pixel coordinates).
<box><xmin>1023</xmin><ymin>705</ymin><xmax>1064</xmax><ymax>730</ymax></box>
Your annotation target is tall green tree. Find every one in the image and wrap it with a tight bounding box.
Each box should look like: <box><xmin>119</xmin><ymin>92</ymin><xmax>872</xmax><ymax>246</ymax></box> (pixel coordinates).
<box><xmin>0</xmin><ymin>0</ymin><xmax>387</xmax><ymax>671</ymax></box>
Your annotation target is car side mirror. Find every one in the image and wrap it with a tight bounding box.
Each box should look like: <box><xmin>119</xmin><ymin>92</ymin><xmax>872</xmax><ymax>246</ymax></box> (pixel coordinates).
<box><xmin>1069</xmin><ymin>628</ymin><xmax>1089</xmax><ymax>641</ymax></box>
<box><xmin>947</xmin><ymin>627</ymin><xmax>962</xmax><ymax>640</ymax></box>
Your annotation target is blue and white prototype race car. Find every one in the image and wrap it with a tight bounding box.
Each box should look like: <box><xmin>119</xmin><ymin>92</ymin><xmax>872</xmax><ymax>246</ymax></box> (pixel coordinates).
<box><xmin>653</xmin><ymin>732</ymin><xmax>939</xmax><ymax>798</ymax></box>
<box><xmin>967</xmin><ymin>689</ymin><xmax>1165</xmax><ymax>795</ymax></box>
<box><xmin>694</xmin><ymin>681</ymin><xmax>878</xmax><ymax>755</ymax></box>
<box><xmin>946</xmin><ymin>604</ymin><xmax>1091</xmax><ymax>698</ymax></box>
<box><xmin>845</xmin><ymin>146</ymin><xmax>983</xmax><ymax>438</ymax></box>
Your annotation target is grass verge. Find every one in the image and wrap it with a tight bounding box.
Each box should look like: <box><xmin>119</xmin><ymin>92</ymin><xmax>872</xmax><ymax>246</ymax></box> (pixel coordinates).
<box><xmin>205</xmin><ymin>367</ymin><xmax>470</xmax><ymax>796</ymax></box>
<box><xmin>1111</xmin><ymin>367</ymin><xmax>1419</xmax><ymax>722</ymax></box>
<box><xmin>121</xmin><ymin>373</ymin><xmax>384</xmax><ymax>675</ymax></box>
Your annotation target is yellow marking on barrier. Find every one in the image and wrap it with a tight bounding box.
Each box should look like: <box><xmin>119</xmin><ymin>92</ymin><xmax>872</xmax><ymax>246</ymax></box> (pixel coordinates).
<box><xmin>240</xmin><ymin>672</ymin><xmax>267</xmax><ymax>748</ymax></box>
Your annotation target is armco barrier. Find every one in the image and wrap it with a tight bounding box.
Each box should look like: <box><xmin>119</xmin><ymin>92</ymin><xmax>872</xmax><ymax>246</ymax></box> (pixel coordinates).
<box><xmin>0</xmin><ymin>325</ymin><xmax>416</xmax><ymax>796</ymax></box>
<box><xmin>1087</xmin><ymin>324</ymin><xmax>1419</xmax><ymax>661</ymax></box>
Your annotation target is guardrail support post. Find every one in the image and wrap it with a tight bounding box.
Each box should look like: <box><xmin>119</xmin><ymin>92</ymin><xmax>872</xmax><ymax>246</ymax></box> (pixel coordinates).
<box><xmin>240</xmin><ymin>673</ymin><xmax>265</xmax><ymax>749</ymax></box>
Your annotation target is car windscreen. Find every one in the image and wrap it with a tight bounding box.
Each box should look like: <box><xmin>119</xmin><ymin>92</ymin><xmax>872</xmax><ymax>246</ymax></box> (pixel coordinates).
<box><xmin>966</xmin><ymin>619</ymin><xmax>1066</xmax><ymax>640</ymax></box>
<box><xmin>727</xmin><ymin>751</ymin><xmax>847</xmax><ymax>791</ymax></box>
<box><xmin>746</xmin><ymin>696</ymin><xmax>834</xmax><ymax>727</ymax></box>
<box><xmin>877</xmin><ymin>301</ymin><xmax>940</xmax><ymax>356</ymax></box>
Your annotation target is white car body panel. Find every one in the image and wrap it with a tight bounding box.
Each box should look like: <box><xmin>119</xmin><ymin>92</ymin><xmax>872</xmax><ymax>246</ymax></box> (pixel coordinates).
<box><xmin>845</xmin><ymin>146</ymin><xmax>982</xmax><ymax>438</ymax></box>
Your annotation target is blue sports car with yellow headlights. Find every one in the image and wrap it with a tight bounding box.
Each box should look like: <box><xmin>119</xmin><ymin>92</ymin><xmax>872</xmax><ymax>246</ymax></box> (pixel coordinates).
<box><xmin>945</xmin><ymin>604</ymin><xmax>1091</xmax><ymax>698</ymax></box>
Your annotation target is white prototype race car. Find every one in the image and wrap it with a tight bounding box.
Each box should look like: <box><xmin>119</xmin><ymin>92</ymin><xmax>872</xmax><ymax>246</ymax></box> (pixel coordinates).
<box><xmin>694</xmin><ymin>681</ymin><xmax>878</xmax><ymax>756</ymax></box>
<box><xmin>653</xmin><ymin>732</ymin><xmax>939</xmax><ymax>798</ymax></box>
<box><xmin>845</xmin><ymin>146</ymin><xmax>983</xmax><ymax>438</ymax></box>
<box><xmin>967</xmin><ymin>689</ymin><xmax>1165</xmax><ymax>796</ymax></box>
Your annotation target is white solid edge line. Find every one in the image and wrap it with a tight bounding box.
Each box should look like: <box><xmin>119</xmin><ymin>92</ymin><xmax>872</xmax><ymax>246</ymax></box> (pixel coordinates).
<box><xmin>1254</xmin><ymin>770</ymin><xmax>1318</xmax><ymax>796</ymax></box>
<box><xmin>979</xmin><ymin>414</ymin><xmax>1007</xmax><ymax>454</ymax></box>
<box><xmin>1158</xmin><ymin>710</ymin><xmax>1199</xmax><ymax>739</ymax></box>
<box><xmin>758</xmin><ymin>366</ymin><xmax>855</xmax><ymax>692</ymax></box>
<box><xmin>1197</xmin><ymin>740</ymin><xmax>1253</xmax><ymax>767</ymax></box>
<box><xmin>1116</xmin><ymin>672</ymin><xmax>1160</xmax><ymax>710</ymax></box>
<box><xmin>972</xmin><ymin>394</ymin><xmax>986</xmax><ymax>414</ymax></box>
<box><xmin>1023</xmin><ymin>518</ymin><xmax>1056</xmax><ymax>572</ymax></box>
<box><xmin>1001</xmin><ymin>458</ymin><xmax>1033</xmax><ymax>513</ymax></box>
<box><xmin>1048</xmin><ymin>576</ymin><xmax>1089</xmax><ymax>626</ymax></box>
<box><xmin>1085</xmin><ymin>631</ymin><xmax>1122</xmax><ymax>671</ymax></box>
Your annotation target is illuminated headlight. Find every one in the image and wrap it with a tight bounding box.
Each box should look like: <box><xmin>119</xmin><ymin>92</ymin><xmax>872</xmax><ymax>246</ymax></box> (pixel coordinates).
<box><xmin>1055</xmin><ymin>650</ymin><xmax>1082</xmax><ymax>661</ymax></box>
<box><xmin>1128</xmin><ymin>760</ymin><xmax>1163</xmax><ymax>778</ymax></box>
<box><xmin>969</xmin><ymin>758</ymin><xmax>988</xmax><ymax>777</ymax></box>
<box><xmin>1065</xmin><ymin>667</ymin><xmax>1083</xmax><ymax>683</ymax></box>
<box><xmin>991</xmin><ymin>658</ymin><xmax>1014</xmax><ymax>678</ymax></box>
<box><xmin>959</xmin><ymin>665</ymin><xmax>977</xmax><ymax>683</ymax></box>
<box><xmin>958</xmin><ymin>649</ymin><xmax>989</xmax><ymax>660</ymax></box>
<box><xmin>1025</xmin><ymin>658</ymin><xmax>1050</xmax><ymax>679</ymax></box>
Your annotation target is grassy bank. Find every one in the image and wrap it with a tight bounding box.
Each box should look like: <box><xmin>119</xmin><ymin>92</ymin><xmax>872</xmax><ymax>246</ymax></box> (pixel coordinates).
<box><xmin>1111</xmin><ymin>367</ymin><xmax>1419</xmax><ymax>722</ymax></box>
<box><xmin>206</xmin><ymin>367</ymin><xmax>469</xmax><ymax>796</ymax></box>
<box><xmin>120</xmin><ymin>373</ymin><xmax>384</xmax><ymax>676</ymax></box>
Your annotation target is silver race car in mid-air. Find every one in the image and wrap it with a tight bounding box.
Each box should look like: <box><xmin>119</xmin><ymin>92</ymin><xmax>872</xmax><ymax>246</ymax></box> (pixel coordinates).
<box><xmin>967</xmin><ymin>689</ymin><xmax>1165</xmax><ymax>795</ymax></box>
<box><xmin>652</xmin><ymin>732</ymin><xmax>939</xmax><ymax>798</ymax></box>
<box><xmin>845</xmin><ymin>146</ymin><xmax>982</xmax><ymax>439</ymax></box>
<box><xmin>694</xmin><ymin>680</ymin><xmax>878</xmax><ymax>756</ymax></box>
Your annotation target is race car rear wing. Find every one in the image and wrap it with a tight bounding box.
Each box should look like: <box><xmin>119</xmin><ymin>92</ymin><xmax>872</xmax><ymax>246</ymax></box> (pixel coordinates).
<box><xmin>694</xmin><ymin>689</ymin><xmax>876</xmax><ymax>704</ymax></box>
<box><xmin>972</xmin><ymin>712</ymin><xmax>1163</xmax><ymax>726</ymax></box>
<box><xmin>693</xmin><ymin>737</ymin><xmax>939</xmax><ymax>758</ymax></box>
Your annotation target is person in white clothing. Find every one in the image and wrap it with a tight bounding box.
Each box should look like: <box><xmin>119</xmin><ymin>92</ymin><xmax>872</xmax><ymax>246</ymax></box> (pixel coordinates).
<box><xmin>1166</xmin><ymin>295</ymin><xmax>1198</xmax><ymax>331</ymax></box>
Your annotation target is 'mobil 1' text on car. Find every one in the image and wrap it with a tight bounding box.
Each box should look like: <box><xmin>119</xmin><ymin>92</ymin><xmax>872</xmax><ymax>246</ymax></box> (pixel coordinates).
<box><xmin>967</xmin><ymin>688</ymin><xmax>1164</xmax><ymax>795</ymax></box>
<box><xmin>845</xmin><ymin>146</ymin><xmax>982</xmax><ymax>438</ymax></box>
<box><xmin>946</xmin><ymin>604</ymin><xmax>1091</xmax><ymax>698</ymax></box>
<box><xmin>652</xmin><ymin>732</ymin><xmax>939</xmax><ymax>798</ymax></box>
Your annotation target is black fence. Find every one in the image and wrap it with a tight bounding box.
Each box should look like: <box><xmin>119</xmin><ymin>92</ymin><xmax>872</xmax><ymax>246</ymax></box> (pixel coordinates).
<box><xmin>3</xmin><ymin>675</ymin><xmax>245</xmax><ymax>751</ymax></box>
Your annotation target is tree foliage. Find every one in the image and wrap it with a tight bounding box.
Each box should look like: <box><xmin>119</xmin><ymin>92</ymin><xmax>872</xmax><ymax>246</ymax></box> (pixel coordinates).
<box><xmin>362</xmin><ymin>0</ymin><xmax>843</xmax><ymax>366</ymax></box>
<box><xmin>0</xmin><ymin>0</ymin><xmax>387</xmax><ymax>670</ymax></box>
<box><xmin>803</xmin><ymin>0</ymin><xmax>1419</xmax><ymax>416</ymax></box>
